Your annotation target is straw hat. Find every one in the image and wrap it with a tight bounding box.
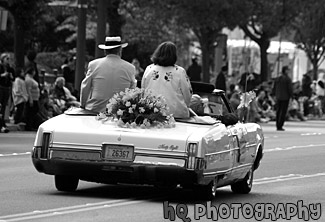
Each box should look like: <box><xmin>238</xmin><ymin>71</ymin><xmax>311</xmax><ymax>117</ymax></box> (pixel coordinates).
<box><xmin>98</xmin><ymin>36</ymin><xmax>128</xmax><ymax>49</ymax></box>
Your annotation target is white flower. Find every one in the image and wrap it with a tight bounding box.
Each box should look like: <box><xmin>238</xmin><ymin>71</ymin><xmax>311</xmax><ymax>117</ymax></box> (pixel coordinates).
<box><xmin>109</xmin><ymin>98</ymin><xmax>117</xmax><ymax>105</ymax></box>
<box><xmin>117</xmin><ymin>119</ymin><xmax>124</xmax><ymax>127</ymax></box>
<box><xmin>154</xmin><ymin>107</ymin><xmax>159</xmax><ymax>113</ymax></box>
<box><xmin>96</xmin><ymin>112</ymin><xmax>107</xmax><ymax>120</ymax></box>
<box><xmin>122</xmin><ymin>95</ymin><xmax>132</xmax><ymax>101</ymax></box>
<box><xmin>117</xmin><ymin>109</ymin><xmax>124</xmax><ymax>115</ymax></box>
<box><xmin>139</xmin><ymin>107</ymin><xmax>145</xmax><ymax>113</ymax></box>
<box><xmin>128</xmin><ymin>107</ymin><xmax>133</xmax><ymax>113</ymax></box>
<box><xmin>125</xmin><ymin>101</ymin><xmax>131</xmax><ymax>107</ymax></box>
<box><xmin>132</xmin><ymin>104</ymin><xmax>137</xmax><ymax>109</ymax></box>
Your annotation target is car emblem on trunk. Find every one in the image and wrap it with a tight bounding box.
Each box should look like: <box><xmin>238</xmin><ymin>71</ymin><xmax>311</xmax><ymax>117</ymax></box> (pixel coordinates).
<box><xmin>117</xmin><ymin>135</ymin><xmax>121</xmax><ymax>141</ymax></box>
<box><xmin>158</xmin><ymin>144</ymin><xmax>178</xmax><ymax>150</ymax></box>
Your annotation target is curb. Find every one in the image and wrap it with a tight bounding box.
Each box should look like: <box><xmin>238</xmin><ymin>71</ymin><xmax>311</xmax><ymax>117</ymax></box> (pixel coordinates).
<box><xmin>6</xmin><ymin>123</ymin><xmax>25</xmax><ymax>132</ymax></box>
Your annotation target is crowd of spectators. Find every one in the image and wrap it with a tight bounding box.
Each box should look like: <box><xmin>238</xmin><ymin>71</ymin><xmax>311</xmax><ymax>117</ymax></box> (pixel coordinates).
<box><xmin>227</xmin><ymin>70</ymin><xmax>325</xmax><ymax>124</ymax></box>
<box><xmin>0</xmin><ymin>51</ymin><xmax>80</xmax><ymax>133</ymax></box>
<box><xmin>2</xmin><ymin>47</ymin><xmax>325</xmax><ymax>133</ymax></box>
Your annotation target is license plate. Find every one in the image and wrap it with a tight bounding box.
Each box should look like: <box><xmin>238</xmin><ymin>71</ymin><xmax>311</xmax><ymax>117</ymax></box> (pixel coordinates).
<box><xmin>102</xmin><ymin>144</ymin><xmax>134</xmax><ymax>162</ymax></box>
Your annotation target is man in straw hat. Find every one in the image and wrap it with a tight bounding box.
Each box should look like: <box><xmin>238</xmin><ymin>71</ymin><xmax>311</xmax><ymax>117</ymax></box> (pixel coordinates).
<box><xmin>80</xmin><ymin>36</ymin><xmax>136</xmax><ymax>113</ymax></box>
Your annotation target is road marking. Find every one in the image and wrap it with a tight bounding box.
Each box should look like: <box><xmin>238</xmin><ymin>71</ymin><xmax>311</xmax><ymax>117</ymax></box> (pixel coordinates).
<box><xmin>0</xmin><ymin>198</ymin><xmax>153</xmax><ymax>221</ymax></box>
<box><xmin>1</xmin><ymin>172</ymin><xmax>324</xmax><ymax>221</ymax></box>
<box><xmin>254</xmin><ymin>172</ymin><xmax>325</xmax><ymax>185</ymax></box>
<box><xmin>265</xmin><ymin>143</ymin><xmax>325</xmax><ymax>152</ymax></box>
<box><xmin>301</xmin><ymin>132</ymin><xmax>323</xmax><ymax>136</ymax></box>
<box><xmin>0</xmin><ymin>152</ymin><xmax>31</xmax><ymax>157</ymax></box>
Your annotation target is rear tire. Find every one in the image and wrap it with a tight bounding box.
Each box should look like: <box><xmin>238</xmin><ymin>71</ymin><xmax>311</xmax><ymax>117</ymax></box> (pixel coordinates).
<box><xmin>55</xmin><ymin>175</ymin><xmax>79</xmax><ymax>192</ymax></box>
<box><xmin>231</xmin><ymin>167</ymin><xmax>253</xmax><ymax>194</ymax></box>
<box><xmin>200</xmin><ymin>179</ymin><xmax>217</xmax><ymax>200</ymax></box>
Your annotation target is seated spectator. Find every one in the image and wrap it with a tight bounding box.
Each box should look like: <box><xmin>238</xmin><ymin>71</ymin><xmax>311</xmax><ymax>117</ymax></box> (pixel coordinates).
<box><xmin>288</xmin><ymin>94</ymin><xmax>306</xmax><ymax>121</ymax></box>
<box><xmin>50</xmin><ymin>77</ymin><xmax>80</xmax><ymax>116</ymax></box>
<box><xmin>256</xmin><ymin>89</ymin><xmax>276</xmax><ymax>122</ymax></box>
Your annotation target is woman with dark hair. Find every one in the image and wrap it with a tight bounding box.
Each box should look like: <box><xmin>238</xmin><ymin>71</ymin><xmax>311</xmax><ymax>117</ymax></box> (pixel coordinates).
<box><xmin>24</xmin><ymin>67</ymin><xmax>40</xmax><ymax>131</ymax></box>
<box><xmin>141</xmin><ymin>41</ymin><xmax>192</xmax><ymax>118</ymax></box>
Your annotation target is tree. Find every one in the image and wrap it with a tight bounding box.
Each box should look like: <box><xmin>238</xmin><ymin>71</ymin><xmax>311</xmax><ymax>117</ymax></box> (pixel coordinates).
<box><xmin>135</xmin><ymin>0</ymin><xmax>236</xmax><ymax>83</ymax></box>
<box><xmin>121</xmin><ymin>0</ymin><xmax>190</xmax><ymax>66</ymax></box>
<box><xmin>0</xmin><ymin>0</ymin><xmax>48</xmax><ymax>69</ymax></box>
<box><xmin>233</xmin><ymin>0</ymin><xmax>300</xmax><ymax>81</ymax></box>
<box><xmin>292</xmin><ymin>0</ymin><xmax>325</xmax><ymax>80</ymax></box>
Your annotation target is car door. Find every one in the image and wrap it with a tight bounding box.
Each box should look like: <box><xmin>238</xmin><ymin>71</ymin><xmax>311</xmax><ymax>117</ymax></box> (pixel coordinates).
<box><xmin>228</xmin><ymin>122</ymin><xmax>254</xmax><ymax>180</ymax></box>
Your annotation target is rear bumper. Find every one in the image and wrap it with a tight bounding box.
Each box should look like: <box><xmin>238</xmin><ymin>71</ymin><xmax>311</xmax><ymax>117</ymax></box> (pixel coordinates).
<box><xmin>32</xmin><ymin>157</ymin><xmax>200</xmax><ymax>186</ymax></box>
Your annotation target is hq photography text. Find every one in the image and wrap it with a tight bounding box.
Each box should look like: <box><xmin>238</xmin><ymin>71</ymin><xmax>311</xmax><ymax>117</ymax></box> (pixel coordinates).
<box><xmin>163</xmin><ymin>200</ymin><xmax>322</xmax><ymax>221</ymax></box>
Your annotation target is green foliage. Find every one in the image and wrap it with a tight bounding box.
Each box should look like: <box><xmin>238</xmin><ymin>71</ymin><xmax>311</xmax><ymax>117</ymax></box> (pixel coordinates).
<box><xmin>36</xmin><ymin>51</ymin><xmax>67</xmax><ymax>73</ymax></box>
<box><xmin>291</xmin><ymin>0</ymin><xmax>325</xmax><ymax>79</ymax></box>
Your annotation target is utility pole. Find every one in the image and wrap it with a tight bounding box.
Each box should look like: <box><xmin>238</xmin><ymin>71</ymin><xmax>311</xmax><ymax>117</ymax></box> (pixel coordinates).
<box><xmin>95</xmin><ymin>0</ymin><xmax>107</xmax><ymax>58</ymax></box>
<box><xmin>75</xmin><ymin>0</ymin><xmax>87</xmax><ymax>94</ymax></box>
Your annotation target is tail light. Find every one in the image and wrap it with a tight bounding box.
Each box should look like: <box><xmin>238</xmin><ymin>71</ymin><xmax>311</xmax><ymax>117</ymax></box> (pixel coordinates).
<box><xmin>40</xmin><ymin>132</ymin><xmax>51</xmax><ymax>158</ymax></box>
<box><xmin>187</xmin><ymin>143</ymin><xmax>198</xmax><ymax>169</ymax></box>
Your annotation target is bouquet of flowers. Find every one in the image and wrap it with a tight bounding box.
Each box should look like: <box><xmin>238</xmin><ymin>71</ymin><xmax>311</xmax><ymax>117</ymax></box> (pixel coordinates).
<box><xmin>96</xmin><ymin>88</ymin><xmax>176</xmax><ymax>128</ymax></box>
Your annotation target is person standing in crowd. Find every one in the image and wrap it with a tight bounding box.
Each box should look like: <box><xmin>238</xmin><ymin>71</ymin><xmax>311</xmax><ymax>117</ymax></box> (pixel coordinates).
<box><xmin>239</xmin><ymin>65</ymin><xmax>261</xmax><ymax>92</ymax></box>
<box><xmin>0</xmin><ymin>53</ymin><xmax>15</xmax><ymax>133</ymax></box>
<box><xmin>272</xmin><ymin>66</ymin><xmax>293</xmax><ymax>131</ymax></box>
<box><xmin>301</xmin><ymin>71</ymin><xmax>313</xmax><ymax>116</ymax></box>
<box><xmin>142</xmin><ymin>41</ymin><xmax>192</xmax><ymax>118</ymax></box>
<box><xmin>187</xmin><ymin>56</ymin><xmax>201</xmax><ymax>82</ymax></box>
<box><xmin>24</xmin><ymin>67</ymin><xmax>40</xmax><ymax>131</ymax></box>
<box><xmin>302</xmin><ymin>71</ymin><xmax>312</xmax><ymax>98</ymax></box>
<box><xmin>132</xmin><ymin>58</ymin><xmax>144</xmax><ymax>87</ymax></box>
<box><xmin>25</xmin><ymin>50</ymin><xmax>40</xmax><ymax>85</ymax></box>
<box><xmin>62</xmin><ymin>56</ymin><xmax>76</xmax><ymax>94</ymax></box>
<box><xmin>12</xmin><ymin>68</ymin><xmax>28</xmax><ymax>124</ymax></box>
<box><xmin>215</xmin><ymin>66</ymin><xmax>227</xmax><ymax>91</ymax></box>
<box><xmin>315</xmin><ymin>73</ymin><xmax>325</xmax><ymax>115</ymax></box>
<box><xmin>80</xmin><ymin>36</ymin><xmax>136</xmax><ymax>113</ymax></box>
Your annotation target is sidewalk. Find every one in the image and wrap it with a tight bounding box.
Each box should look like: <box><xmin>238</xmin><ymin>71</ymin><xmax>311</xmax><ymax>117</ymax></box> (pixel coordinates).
<box><xmin>6</xmin><ymin>122</ymin><xmax>26</xmax><ymax>132</ymax></box>
<box><xmin>5</xmin><ymin>117</ymin><xmax>26</xmax><ymax>132</ymax></box>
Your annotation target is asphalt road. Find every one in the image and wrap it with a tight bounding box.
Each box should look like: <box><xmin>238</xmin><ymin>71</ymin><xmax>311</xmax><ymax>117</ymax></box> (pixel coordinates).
<box><xmin>0</xmin><ymin>120</ymin><xmax>324</xmax><ymax>222</ymax></box>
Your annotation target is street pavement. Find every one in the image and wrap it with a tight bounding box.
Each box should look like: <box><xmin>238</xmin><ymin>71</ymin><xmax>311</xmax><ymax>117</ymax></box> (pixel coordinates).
<box><xmin>0</xmin><ymin>119</ymin><xmax>324</xmax><ymax>221</ymax></box>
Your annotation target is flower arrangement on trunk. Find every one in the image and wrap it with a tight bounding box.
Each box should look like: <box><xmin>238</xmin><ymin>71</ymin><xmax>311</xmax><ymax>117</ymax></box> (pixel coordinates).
<box><xmin>96</xmin><ymin>88</ymin><xmax>176</xmax><ymax>128</ymax></box>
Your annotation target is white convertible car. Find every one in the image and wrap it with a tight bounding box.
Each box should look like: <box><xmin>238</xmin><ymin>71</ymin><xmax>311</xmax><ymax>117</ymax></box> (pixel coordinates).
<box><xmin>32</xmin><ymin>82</ymin><xmax>264</xmax><ymax>199</ymax></box>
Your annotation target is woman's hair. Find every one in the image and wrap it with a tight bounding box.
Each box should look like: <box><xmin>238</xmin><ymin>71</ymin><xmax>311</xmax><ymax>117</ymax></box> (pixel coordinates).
<box><xmin>15</xmin><ymin>67</ymin><xmax>24</xmax><ymax>79</ymax></box>
<box><xmin>25</xmin><ymin>67</ymin><xmax>35</xmax><ymax>75</ymax></box>
<box><xmin>151</xmin><ymin>41</ymin><xmax>177</xmax><ymax>66</ymax></box>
